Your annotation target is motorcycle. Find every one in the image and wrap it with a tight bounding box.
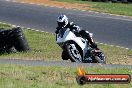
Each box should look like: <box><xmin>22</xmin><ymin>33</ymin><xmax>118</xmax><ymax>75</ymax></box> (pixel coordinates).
<box><xmin>56</xmin><ymin>28</ymin><xmax>106</xmax><ymax>63</ymax></box>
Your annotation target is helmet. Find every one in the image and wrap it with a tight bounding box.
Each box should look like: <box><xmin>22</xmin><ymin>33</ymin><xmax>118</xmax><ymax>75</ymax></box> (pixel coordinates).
<box><xmin>57</xmin><ymin>15</ymin><xmax>68</xmax><ymax>28</ymax></box>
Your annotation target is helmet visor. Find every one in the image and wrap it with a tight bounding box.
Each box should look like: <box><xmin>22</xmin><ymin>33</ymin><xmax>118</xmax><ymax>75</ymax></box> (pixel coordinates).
<box><xmin>57</xmin><ymin>21</ymin><xmax>65</xmax><ymax>27</ymax></box>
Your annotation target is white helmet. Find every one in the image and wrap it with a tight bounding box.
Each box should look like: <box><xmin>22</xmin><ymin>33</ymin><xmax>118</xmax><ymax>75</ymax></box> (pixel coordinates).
<box><xmin>57</xmin><ymin>15</ymin><xmax>68</xmax><ymax>28</ymax></box>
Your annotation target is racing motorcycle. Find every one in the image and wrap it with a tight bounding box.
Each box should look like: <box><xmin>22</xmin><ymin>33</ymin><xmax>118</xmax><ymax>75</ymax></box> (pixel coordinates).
<box><xmin>56</xmin><ymin>28</ymin><xmax>106</xmax><ymax>63</ymax></box>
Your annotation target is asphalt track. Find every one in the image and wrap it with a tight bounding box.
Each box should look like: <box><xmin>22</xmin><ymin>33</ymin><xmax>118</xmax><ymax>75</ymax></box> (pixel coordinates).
<box><xmin>0</xmin><ymin>0</ymin><xmax>131</xmax><ymax>68</ymax></box>
<box><xmin>0</xmin><ymin>59</ymin><xmax>132</xmax><ymax>69</ymax></box>
<box><xmin>0</xmin><ymin>0</ymin><xmax>132</xmax><ymax>49</ymax></box>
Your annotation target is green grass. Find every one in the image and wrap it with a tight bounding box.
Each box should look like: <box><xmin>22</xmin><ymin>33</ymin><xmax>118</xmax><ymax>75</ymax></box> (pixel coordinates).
<box><xmin>0</xmin><ymin>24</ymin><xmax>62</xmax><ymax>60</ymax></box>
<box><xmin>0</xmin><ymin>29</ymin><xmax>62</xmax><ymax>60</ymax></box>
<box><xmin>54</xmin><ymin>0</ymin><xmax>132</xmax><ymax>16</ymax></box>
<box><xmin>0</xmin><ymin>23</ymin><xmax>132</xmax><ymax>64</ymax></box>
<box><xmin>0</xmin><ymin>64</ymin><xmax>132</xmax><ymax>88</ymax></box>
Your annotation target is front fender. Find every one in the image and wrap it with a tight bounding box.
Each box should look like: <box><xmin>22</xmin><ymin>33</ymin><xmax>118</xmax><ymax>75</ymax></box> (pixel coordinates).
<box><xmin>64</xmin><ymin>37</ymin><xmax>86</xmax><ymax>50</ymax></box>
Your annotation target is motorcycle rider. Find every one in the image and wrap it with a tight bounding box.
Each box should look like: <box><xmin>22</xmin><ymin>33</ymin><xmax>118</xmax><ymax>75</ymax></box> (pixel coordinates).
<box><xmin>55</xmin><ymin>14</ymin><xmax>97</xmax><ymax>49</ymax></box>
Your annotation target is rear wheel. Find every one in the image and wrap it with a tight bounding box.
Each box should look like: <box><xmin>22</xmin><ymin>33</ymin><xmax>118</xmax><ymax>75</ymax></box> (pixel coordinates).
<box><xmin>61</xmin><ymin>50</ymin><xmax>70</xmax><ymax>60</ymax></box>
<box><xmin>66</xmin><ymin>42</ymin><xmax>83</xmax><ymax>62</ymax></box>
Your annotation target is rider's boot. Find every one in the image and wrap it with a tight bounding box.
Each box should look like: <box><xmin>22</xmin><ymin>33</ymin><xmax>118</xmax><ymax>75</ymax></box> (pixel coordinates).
<box><xmin>84</xmin><ymin>50</ymin><xmax>92</xmax><ymax>63</ymax></box>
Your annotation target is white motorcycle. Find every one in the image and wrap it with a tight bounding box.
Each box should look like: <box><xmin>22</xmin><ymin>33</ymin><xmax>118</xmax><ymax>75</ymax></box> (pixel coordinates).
<box><xmin>56</xmin><ymin>28</ymin><xmax>106</xmax><ymax>63</ymax></box>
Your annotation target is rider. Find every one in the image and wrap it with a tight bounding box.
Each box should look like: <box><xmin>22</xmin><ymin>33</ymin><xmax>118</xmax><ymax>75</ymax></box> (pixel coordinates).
<box><xmin>55</xmin><ymin>14</ymin><xmax>97</xmax><ymax>49</ymax></box>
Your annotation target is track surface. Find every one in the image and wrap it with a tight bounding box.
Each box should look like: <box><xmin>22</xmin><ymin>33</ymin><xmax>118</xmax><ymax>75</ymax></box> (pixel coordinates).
<box><xmin>0</xmin><ymin>0</ymin><xmax>132</xmax><ymax>49</ymax></box>
<box><xmin>0</xmin><ymin>59</ymin><xmax>132</xmax><ymax>69</ymax></box>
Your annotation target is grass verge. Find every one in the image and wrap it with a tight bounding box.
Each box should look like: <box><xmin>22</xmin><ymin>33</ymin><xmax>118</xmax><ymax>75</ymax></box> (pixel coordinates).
<box><xmin>55</xmin><ymin>0</ymin><xmax>132</xmax><ymax>16</ymax></box>
<box><xmin>0</xmin><ymin>64</ymin><xmax>132</xmax><ymax>88</ymax></box>
<box><xmin>0</xmin><ymin>23</ymin><xmax>132</xmax><ymax>64</ymax></box>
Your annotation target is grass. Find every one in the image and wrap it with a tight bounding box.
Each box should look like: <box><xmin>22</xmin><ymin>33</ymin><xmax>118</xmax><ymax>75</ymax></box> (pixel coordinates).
<box><xmin>54</xmin><ymin>0</ymin><xmax>132</xmax><ymax>16</ymax></box>
<box><xmin>0</xmin><ymin>24</ymin><xmax>62</xmax><ymax>60</ymax></box>
<box><xmin>0</xmin><ymin>23</ymin><xmax>132</xmax><ymax>64</ymax></box>
<box><xmin>0</xmin><ymin>29</ymin><xmax>62</xmax><ymax>60</ymax></box>
<box><xmin>0</xmin><ymin>64</ymin><xmax>132</xmax><ymax>88</ymax></box>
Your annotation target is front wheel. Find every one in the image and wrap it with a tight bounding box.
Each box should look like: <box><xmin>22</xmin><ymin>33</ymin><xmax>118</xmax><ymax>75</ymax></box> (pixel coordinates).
<box><xmin>66</xmin><ymin>42</ymin><xmax>83</xmax><ymax>62</ymax></box>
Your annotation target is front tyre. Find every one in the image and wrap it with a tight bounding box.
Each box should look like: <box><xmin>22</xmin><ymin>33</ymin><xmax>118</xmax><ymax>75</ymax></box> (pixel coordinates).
<box><xmin>66</xmin><ymin>42</ymin><xmax>83</xmax><ymax>62</ymax></box>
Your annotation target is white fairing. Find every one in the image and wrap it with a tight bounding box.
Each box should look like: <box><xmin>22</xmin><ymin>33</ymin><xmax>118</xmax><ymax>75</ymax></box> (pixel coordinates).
<box><xmin>56</xmin><ymin>28</ymin><xmax>87</xmax><ymax>50</ymax></box>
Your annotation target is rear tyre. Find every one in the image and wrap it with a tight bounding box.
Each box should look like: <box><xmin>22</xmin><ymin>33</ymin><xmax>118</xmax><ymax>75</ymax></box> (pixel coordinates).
<box><xmin>66</xmin><ymin>42</ymin><xmax>83</xmax><ymax>62</ymax></box>
<box><xmin>61</xmin><ymin>50</ymin><xmax>70</xmax><ymax>60</ymax></box>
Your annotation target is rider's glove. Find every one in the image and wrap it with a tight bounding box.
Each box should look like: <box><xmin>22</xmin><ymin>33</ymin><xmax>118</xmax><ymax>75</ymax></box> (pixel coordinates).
<box><xmin>91</xmin><ymin>42</ymin><xmax>97</xmax><ymax>49</ymax></box>
<box><xmin>55</xmin><ymin>27</ymin><xmax>61</xmax><ymax>34</ymax></box>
